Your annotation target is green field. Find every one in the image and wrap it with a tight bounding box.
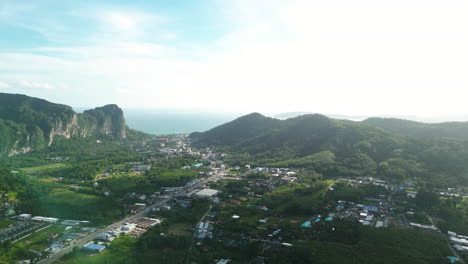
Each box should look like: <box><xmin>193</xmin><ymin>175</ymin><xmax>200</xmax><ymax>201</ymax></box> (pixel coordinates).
<box><xmin>20</xmin><ymin>163</ymin><xmax>67</xmax><ymax>174</ymax></box>
<box><xmin>0</xmin><ymin>225</ymin><xmax>67</xmax><ymax>262</ymax></box>
<box><xmin>168</xmin><ymin>223</ymin><xmax>193</xmax><ymax>237</ymax></box>
<box><xmin>0</xmin><ymin>217</ymin><xmax>15</xmax><ymax>230</ymax></box>
<box><xmin>14</xmin><ymin>225</ymin><xmax>66</xmax><ymax>252</ymax></box>
<box><xmin>38</xmin><ymin>188</ymin><xmax>121</xmax><ymax>224</ymax></box>
<box><xmin>60</xmin><ymin>236</ymin><xmax>136</xmax><ymax>264</ymax></box>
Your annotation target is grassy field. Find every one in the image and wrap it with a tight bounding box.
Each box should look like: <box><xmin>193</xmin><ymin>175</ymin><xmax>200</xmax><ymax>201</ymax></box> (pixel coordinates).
<box><xmin>14</xmin><ymin>225</ymin><xmax>66</xmax><ymax>252</ymax></box>
<box><xmin>59</xmin><ymin>237</ymin><xmax>136</xmax><ymax>264</ymax></box>
<box><xmin>20</xmin><ymin>163</ymin><xmax>67</xmax><ymax>174</ymax></box>
<box><xmin>168</xmin><ymin>223</ymin><xmax>193</xmax><ymax>237</ymax></box>
<box><xmin>0</xmin><ymin>225</ymin><xmax>67</xmax><ymax>262</ymax></box>
<box><xmin>0</xmin><ymin>217</ymin><xmax>15</xmax><ymax>230</ymax></box>
<box><xmin>38</xmin><ymin>188</ymin><xmax>121</xmax><ymax>224</ymax></box>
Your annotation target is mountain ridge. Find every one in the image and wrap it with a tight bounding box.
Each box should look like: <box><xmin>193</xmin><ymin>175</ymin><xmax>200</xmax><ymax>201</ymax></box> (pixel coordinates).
<box><xmin>0</xmin><ymin>93</ymin><xmax>127</xmax><ymax>156</ymax></box>
<box><xmin>189</xmin><ymin>112</ymin><xmax>468</xmax><ymax>185</ymax></box>
<box><xmin>362</xmin><ymin>117</ymin><xmax>468</xmax><ymax>140</ymax></box>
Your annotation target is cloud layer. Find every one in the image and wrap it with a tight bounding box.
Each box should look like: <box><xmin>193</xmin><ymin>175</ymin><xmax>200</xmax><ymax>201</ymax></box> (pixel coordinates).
<box><xmin>0</xmin><ymin>0</ymin><xmax>467</xmax><ymax>116</ymax></box>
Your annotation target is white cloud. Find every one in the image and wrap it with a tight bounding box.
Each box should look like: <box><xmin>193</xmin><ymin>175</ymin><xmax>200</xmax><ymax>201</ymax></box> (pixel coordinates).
<box><xmin>107</xmin><ymin>12</ymin><xmax>137</xmax><ymax>31</ymax></box>
<box><xmin>1</xmin><ymin>0</ymin><xmax>467</xmax><ymax>117</ymax></box>
<box><xmin>0</xmin><ymin>81</ymin><xmax>10</xmax><ymax>89</ymax></box>
<box><xmin>18</xmin><ymin>80</ymin><xmax>55</xmax><ymax>90</ymax></box>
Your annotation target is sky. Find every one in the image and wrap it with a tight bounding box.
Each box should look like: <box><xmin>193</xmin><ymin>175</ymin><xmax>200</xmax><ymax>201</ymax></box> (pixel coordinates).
<box><xmin>0</xmin><ymin>0</ymin><xmax>467</xmax><ymax>117</ymax></box>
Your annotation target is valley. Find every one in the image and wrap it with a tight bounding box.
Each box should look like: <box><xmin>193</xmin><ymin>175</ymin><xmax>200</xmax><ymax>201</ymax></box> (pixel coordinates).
<box><xmin>1</xmin><ymin>94</ymin><xmax>468</xmax><ymax>264</ymax></box>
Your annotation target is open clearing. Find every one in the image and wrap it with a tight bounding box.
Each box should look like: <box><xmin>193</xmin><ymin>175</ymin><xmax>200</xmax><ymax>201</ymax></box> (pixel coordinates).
<box><xmin>168</xmin><ymin>223</ymin><xmax>192</xmax><ymax>237</ymax></box>
<box><xmin>20</xmin><ymin>163</ymin><xmax>67</xmax><ymax>174</ymax></box>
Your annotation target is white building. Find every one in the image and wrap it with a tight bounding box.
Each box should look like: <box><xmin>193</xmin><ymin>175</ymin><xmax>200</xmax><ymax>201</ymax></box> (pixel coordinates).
<box><xmin>17</xmin><ymin>214</ymin><xmax>32</xmax><ymax>220</ymax></box>
<box><xmin>195</xmin><ymin>189</ymin><xmax>219</xmax><ymax>198</ymax></box>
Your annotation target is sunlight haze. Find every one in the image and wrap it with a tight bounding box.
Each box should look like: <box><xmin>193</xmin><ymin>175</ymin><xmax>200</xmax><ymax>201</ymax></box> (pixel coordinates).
<box><xmin>0</xmin><ymin>0</ymin><xmax>467</xmax><ymax>117</ymax></box>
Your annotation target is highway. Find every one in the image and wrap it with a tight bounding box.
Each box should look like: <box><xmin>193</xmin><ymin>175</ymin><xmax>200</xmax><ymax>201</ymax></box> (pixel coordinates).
<box><xmin>37</xmin><ymin>171</ymin><xmax>222</xmax><ymax>264</ymax></box>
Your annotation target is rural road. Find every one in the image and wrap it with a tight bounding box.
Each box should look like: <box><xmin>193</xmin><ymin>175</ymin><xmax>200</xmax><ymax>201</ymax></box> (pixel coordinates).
<box><xmin>38</xmin><ymin>171</ymin><xmax>223</xmax><ymax>264</ymax></box>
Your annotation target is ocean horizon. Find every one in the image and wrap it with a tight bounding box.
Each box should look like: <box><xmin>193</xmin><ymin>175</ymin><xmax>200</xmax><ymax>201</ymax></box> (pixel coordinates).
<box><xmin>123</xmin><ymin>109</ymin><xmax>240</xmax><ymax>135</ymax></box>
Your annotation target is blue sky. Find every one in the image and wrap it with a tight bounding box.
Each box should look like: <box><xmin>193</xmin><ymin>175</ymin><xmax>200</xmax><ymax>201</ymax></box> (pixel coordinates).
<box><xmin>0</xmin><ymin>0</ymin><xmax>467</xmax><ymax>117</ymax></box>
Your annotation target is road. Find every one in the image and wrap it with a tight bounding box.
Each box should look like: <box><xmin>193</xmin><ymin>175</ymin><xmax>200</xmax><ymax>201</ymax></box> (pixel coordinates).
<box><xmin>37</xmin><ymin>197</ymin><xmax>170</xmax><ymax>264</ymax></box>
<box><xmin>37</xmin><ymin>171</ymin><xmax>223</xmax><ymax>264</ymax></box>
<box><xmin>185</xmin><ymin>204</ymin><xmax>212</xmax><ymax>264</ymax></box>
<box><xmin>424</xmin><ymin>213</ymin><xmax>466</xmax><ymax>264</ymax></box>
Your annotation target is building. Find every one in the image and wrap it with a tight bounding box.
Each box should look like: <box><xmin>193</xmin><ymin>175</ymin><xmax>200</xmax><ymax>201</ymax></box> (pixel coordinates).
<box><xmin>83</xmin><ymin>243</ymin><xmax>106</xmax><ymax>253</ymax></box>
<box><xmin>450</xmin><ymin>236</ymin><xmax>468</xmax><ymax>247</ymax></box>
<box><xmin>17</xmin><ymin>214</ymin><xmax>32</xmax><ymax>220</ymax></box>
<box><xmin>216</xmin><ymin>259</ymin><xmax>231</xmax><ymax>264</ymax></box>
<box><xmin>194</xmin><ymin>189</ymin><xmax>219</xmax><ymax>198</ymax></box>
<box><xmin>363</xmin><ymin>205</ymin><xmax>379</xmax><ymax>213</ymax></box>
<box><xmin>135</xmin><ymin>165</ymin><xmax>152</xmax><ymax>171</ymax></box>
<box><xmin>31</xmin><ymin>216</ymin><xmax>59</xmax><ymax>223</ymax></box>
<box><xmin>454</xmin><ymin>244</ymin><xmax>468</xmax><ymax>252</ymax></box>
<box><xmin>122</xmin><ymin>223</ymin><xmax>136</xmax><ymax>233</ymax></box>
<box><xmin>97</xmin><ymin>233</ymin><xmax>115</xmax><ymax>242</ymax></box>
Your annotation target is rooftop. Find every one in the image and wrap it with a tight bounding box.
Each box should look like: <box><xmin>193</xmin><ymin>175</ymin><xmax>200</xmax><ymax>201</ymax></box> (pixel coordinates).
<box><xmin>195</xmin><ymin>189</ymin><xmax>219</xmax><ymax>197</ymax></box>
<box><xmin>83</xmin><ymin>243</ymin><xmax>106</xmax><ymax>252</ymax></box>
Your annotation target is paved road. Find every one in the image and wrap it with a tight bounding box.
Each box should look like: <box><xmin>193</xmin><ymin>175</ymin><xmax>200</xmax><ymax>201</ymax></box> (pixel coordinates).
<box><xmin>37</xmin><ymin>172</ymin><xmax>222</xmax><ymax>264</ymax></box>
<box><xmin>185</xmin><ymin>204</ymin><xmax>212</xmax><ymax>264</ymax></box>
<box><xmin>424</xmin><ymin>213</ymin><xmax>466</xmax><ymax>264</ymax></box>
<box><xmin>37</xmin><ymin>197</ymin><xmax>171</xmax><ymax>264</ymax></box>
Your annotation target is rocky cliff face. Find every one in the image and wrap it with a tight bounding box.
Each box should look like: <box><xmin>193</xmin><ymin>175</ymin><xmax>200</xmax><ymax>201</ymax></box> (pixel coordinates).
<box><xmin>0</xmin><ymin>93</ymin><xmax>127</xmax><ymax>156</ymax></box>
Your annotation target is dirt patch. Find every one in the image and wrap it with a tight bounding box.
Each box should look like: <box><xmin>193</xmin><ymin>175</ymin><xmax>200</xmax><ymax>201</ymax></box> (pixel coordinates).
<box><xmin>168</xmin><ymin>223</ymin><xmax>192</xmax><ymax>237</ymax></box>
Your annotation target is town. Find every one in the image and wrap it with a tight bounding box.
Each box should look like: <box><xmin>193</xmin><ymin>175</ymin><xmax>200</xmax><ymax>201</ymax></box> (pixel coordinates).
<box><xmin>1</xmin><ymin>134</ymin><xmax>467</xmax><ymax>263</ymax></box>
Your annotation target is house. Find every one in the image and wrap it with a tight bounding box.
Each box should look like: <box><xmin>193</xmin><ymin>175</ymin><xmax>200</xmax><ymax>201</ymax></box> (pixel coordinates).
<box><xmin>363</xmin><ymin>205</ymin><xmax>379</xmax><ymax>213</ymax></box>
<box><xmin>375</xmin><ymin>221</ymin><xmax>384</xmax><ymax>228</ymax></box>
<box><xmin>17</xmin><ymin>214</ymin><xmax>32</xmax><ymax>220</ymax></box>
<box><xmin>207</xmin><ymin>211</ymin><xmax>217</xmax><ymax>218</ymax></box>
<box><xmin>194</xmin><ymin>189</ymin><xmax>219</xmax><ymax>198</ymax></box>
<box><xmin>97</xmin><ymin>233</ymin><xmax>115</xmax><ymax>242</ymax></box>
<box><xmin>83</xmin><ymin>243</ymin><xmax>106</xmax><ymax>253</ymax></box>
<box><xmin>122</xmin><ymin>223</ymin><xmax>136</xmax><ymax>233</ymax></box>
<box><xmin>31</xmin><ymin>216</ymin><xmax>59</xmax><ymax>223</ymax></box>
<box><xmin>135</xmin><ymin>165</ymin><xmax>152</xmax><ymax>171</ymax></box>
<box><xmin>450</xmin><ymin>236</ymin><xmax>468</xmax><ymax>246</ymax></box>
<box><xmin>216</xmin><ymin>259</ymin><xmax>231</xmax><ymax>264</ymax></box>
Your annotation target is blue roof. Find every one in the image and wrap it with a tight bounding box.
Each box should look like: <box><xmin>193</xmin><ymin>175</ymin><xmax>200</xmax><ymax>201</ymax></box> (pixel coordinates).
<box><xmin>447</xmin><ymin>256</ymin><xmax>459</xmax><ymax>263</ymax></box>
<box><xmin>325</xmin><ymin>216</ymin><xmax>333</xmax><ymax>222</ymax></box>
<box><xmin>193</xmin><ymin>163</ymin><xmax>203</xmax><ymax>168</ymax></box>
<box><xmin>364</xmin><ymin>205</ymin><xmax>379</xmax><ymax>212</ymax></box>
<box><xmin>314</xmin><ymin>218</ymin><xmax>321</xmax><ymax>223</ymax></box>
<box><xmin>84</xmin><ymin>243</ymin><xmax>105</xmax><ymax>251</ymax></box>
<box><xmin>301</xmin><ymin>221</ymin><xmax>311</xmax><ymax>227</ymax></box>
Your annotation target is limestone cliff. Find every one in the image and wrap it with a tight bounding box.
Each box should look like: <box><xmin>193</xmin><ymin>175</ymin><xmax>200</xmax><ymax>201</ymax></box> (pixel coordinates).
<box><xmin>0</xmin><ymin>93</ymin><xmax>127</xmax><ymax>156</ymax></box>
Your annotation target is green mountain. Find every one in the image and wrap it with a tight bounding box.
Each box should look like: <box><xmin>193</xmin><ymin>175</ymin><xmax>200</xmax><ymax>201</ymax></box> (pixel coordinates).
<box><xmin>190</xmin><ymin>113</ymin><xmax>468</xmax><ymax>186</ymax></box>
<box><xmin>0</xmin><ymin>93</ymin><xmax>127</xmax><ymax>156</ymax></box>
<box><xmin>190</xmin><ymin>112</ymin><xmax>281</xmax><ymax>146</ymax></box>
<box><xmin>363</xmin><ymin>117</ymin><xmax>468</xmax><ymax>140</ymax></box>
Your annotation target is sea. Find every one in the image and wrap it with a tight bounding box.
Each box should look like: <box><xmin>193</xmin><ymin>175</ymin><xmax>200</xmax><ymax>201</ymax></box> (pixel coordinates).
<box><xmin>74</xmin><ymin>107</ymin><xmax>241</xmax><ymax>135</ymax></box>
<box><xmin>123</xmin><ymin>109</ymin><xmax>240</xmax><ymax>135</ymax></box>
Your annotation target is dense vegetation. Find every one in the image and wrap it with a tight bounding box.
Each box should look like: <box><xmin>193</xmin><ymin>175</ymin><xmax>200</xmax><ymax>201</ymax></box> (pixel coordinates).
<box><xmin>0</xmin><ymin>93</ymin><xmax>128</xmax><ymax>156</ymax></box>
<box><xmin>190</xmin><ymin>113</ymin><xmax>468</xmax><ymax>186</ymax></box>
<box><xmin>363</xmin><ymin>117</ymin><xmax>468</xmax><ymax>140</ymax></box>
<box><xmin>60</xmin><ymin>200</ymin><xmax>210</xmax><ymax>264</ymax></box>
<box><xmin>264</xmin><ymin>226</ymin><xmax>452</xmax><ymax>264</ymax></box>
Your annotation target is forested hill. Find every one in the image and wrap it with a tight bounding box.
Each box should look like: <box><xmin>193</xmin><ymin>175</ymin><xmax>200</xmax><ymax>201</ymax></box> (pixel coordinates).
<box><xmin>189</xmin><ymin>112</ymin><xmax>281</xmax><ymax>146</ymax></box>
<box><xmin>190</xmin><ymin>113</ymin><xmax>468</xmax><ymax>186</ymax></box>
<box><xmin>0</xmin><ymin>93</ymin><xmax>127</xmax><ymax>156</ymax></box>
<box><xmin>363</xmin><ymin>117</ymin><xmax>468</xmax><ymax>140</ymax></box>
